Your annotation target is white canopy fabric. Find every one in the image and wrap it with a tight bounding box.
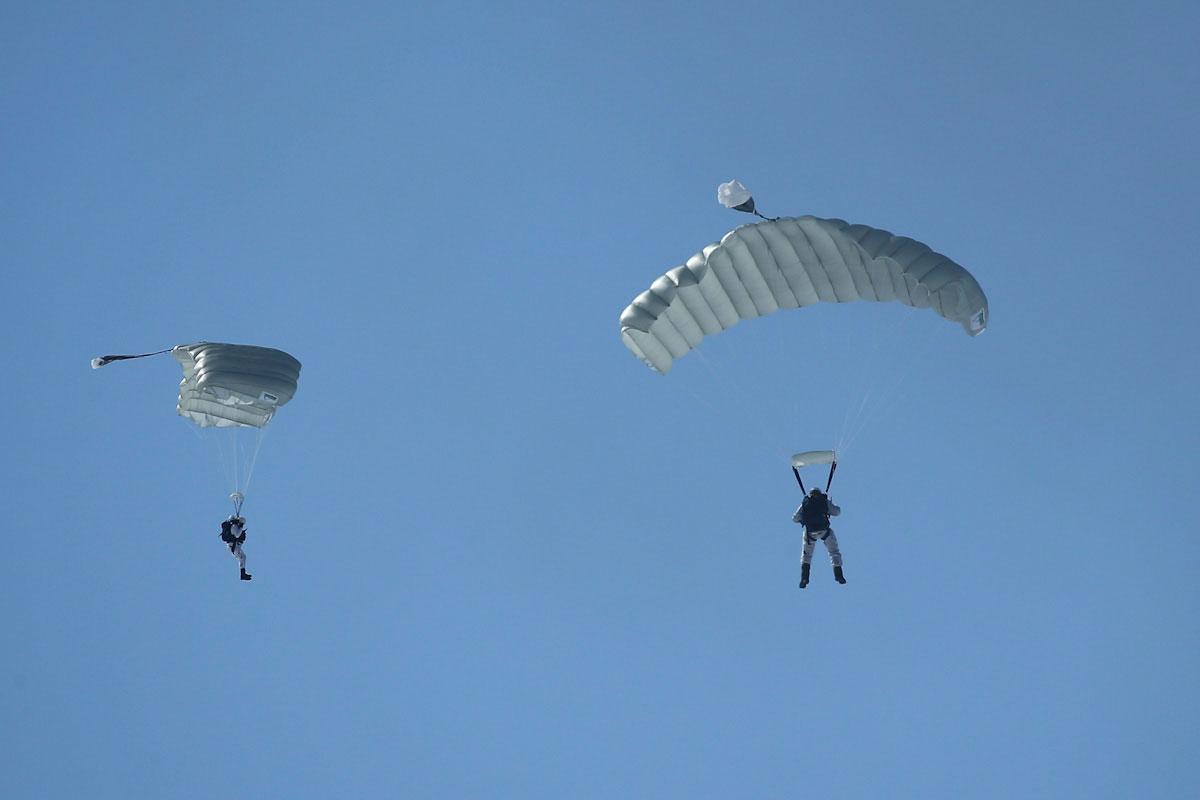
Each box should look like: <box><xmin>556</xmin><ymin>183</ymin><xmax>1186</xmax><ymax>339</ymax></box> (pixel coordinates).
<box><xmin>172</xmin><ymin>343</ymin><xmax>301</xmax><ymax>429</ymax></box>
<box><xmin>620</xmin><ymin>216</ymin><xmax>988</xmax><ymax>374</ymax></box>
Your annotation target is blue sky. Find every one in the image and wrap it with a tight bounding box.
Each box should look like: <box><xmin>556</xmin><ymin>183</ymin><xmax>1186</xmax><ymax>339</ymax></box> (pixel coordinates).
<box><xmin>3</xmin><ymin>1</ymin><xmax>1198</xmax><ymax>797</ymax></box>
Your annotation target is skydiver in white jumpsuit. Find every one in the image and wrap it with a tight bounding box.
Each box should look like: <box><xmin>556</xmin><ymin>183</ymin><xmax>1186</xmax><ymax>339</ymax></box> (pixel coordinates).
<box><xmin>219</xmin><ymin>516</ymin><xmax>252</xmax><ymax>581</ymax></box>
<box><xmin>793</xmin><ymin>488</ymin><xmax>845</xmax><ymax>588</ymax></box>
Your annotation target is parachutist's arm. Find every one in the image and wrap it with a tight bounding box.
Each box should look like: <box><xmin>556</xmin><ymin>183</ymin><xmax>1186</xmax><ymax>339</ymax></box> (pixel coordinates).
<box><xmin>829</xmin><ymin>503</ymin><xmax>841</xmax><ymax>517</ymax></box>
<box><xmin>792</xmin><ymin>507</ymin><xmax>805</xmax><ymax>523</ymax></box>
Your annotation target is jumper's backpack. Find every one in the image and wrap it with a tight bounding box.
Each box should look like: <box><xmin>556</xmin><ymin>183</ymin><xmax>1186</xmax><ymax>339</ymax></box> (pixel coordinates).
<box><xmin>800</xmin><ymin>494</ymin><xmax>830</xmax><ymax>529</ymax></box>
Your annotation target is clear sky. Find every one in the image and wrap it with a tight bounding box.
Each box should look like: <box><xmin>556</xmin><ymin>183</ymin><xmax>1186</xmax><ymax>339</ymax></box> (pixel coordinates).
<box><xmin>3</xmin><ymin>1</ymin><xmax>1198</xmax><ymax>797</ymax></box>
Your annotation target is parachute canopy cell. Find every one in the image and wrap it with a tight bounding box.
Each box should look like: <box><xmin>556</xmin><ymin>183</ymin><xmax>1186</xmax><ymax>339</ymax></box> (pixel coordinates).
<box><xmin>172</xmin><ymin>343</ymin><xmax>301</xmax><ymax>428</ymax></box>
<box><xmin>619</xmin><ymin>216</ymin><xmax>988</xmax><ymax>374</ymax></box>
<box><xmin>791</xmin><ymin>450</ymin><xmax>837</xmax><ymax>468</ymax></box>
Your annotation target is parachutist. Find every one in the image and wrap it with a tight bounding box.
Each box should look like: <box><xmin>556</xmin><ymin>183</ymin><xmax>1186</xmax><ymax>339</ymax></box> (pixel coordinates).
<box><xmin>220</xmin><ymin>516</ymin><xmax>252</xmax><ymax>581</ymax></box>
<box><xmin>793</xmin><ymin>488</ymin><xmax>844</xmax><ymax>588</ymax></box>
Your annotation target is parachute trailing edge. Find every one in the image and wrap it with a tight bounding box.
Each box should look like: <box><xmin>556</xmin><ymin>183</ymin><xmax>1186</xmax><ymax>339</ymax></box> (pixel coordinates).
<box><xmin>619</xmin><ymin>216</ymin><xmax>988</xmax><ymax>374</ymax></box>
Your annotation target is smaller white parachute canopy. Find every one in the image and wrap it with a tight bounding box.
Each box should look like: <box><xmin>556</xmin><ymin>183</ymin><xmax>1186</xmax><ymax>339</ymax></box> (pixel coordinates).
<box><xmin>90</xmin><ymin>341</ymin><xmax>301</xmax><ymax>429</ymax></box>
<box><xmin>717</xmin><ymin>179</ymin><xmax>753</xmax><ymax>210</ymax></box>
<box><xmin>172</xmin><ymin>343</ymin><xmax>301</xmax><ymax>429</ymax></box>
<box><xmin>791</xmin><ymin>450</ymin><xmax>837</xmax><ymax>468</ymax></box>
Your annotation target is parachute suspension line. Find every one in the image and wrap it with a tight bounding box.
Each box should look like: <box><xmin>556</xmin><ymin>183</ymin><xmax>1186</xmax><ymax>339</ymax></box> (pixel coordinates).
<box><xmin>834</xmin><ymin>307</ymin><xmax>897</xmax><ymax>454</ymax></box>
<box><xmin>189</xmin><ymin>424</ymin><xmax>266</xmax><ymax>516</ymax></box>
<box><xmin>836</xmin><ymin>384</ymin><xmax>876</xmax><ymax>457</ymax></box>
<box><xmin>234</xmin><ymin>431</ymin><xmax>246</xmax><ymax>494</ymax></box>
<box><xmin>228</xmin><ymin>427</ymin><xmax>252</xmax><ymax>497</ymax></box>
<box><xmin>837</xmin><ymin>313</ymin><xmax>938</xmax><ymax>458</ymax></box>
<box><xmin>845</xmin><ymin>336</ymin><xmax>936</xmax><ymax>452</ymax></box>
<box><xmin>790</xmin><ymin>462</ymin><xmax>836</xmax><ymax>495</ymax></box>
<box><xmin>837</xmin><ymin>372</ymin><xmax>891</xmax><ymax>458</ymax></box>
<box><xmin>221</xmin><ymin>428</ymin><xmax>238</xmax><ymax>503</ymax></box>
<box><xmin>834</xmin><ymin>307</ymin><xmax>920</xmax><ymax>458</ymax></box>
<box><xmin>217</xmin><ymin>425</ymin><xmax>267</xmax><ymax>516</ymax></box>
<box><xmin>220</xmin><ymin>428</ymin><xmax>244</xmax><ymax>506</ymax></box>
<box><xmin>676</xmin><ymin>351</ymin><xmax>743</xmax><ymax>436</ymax></box>
<box><xmin>188</xmin><ymin>423</ymin><xmax>230</xmax><ymax>500</ymax></box>
<box><xmin>839</xmin><ymin>378</ymin><xmax>900</xmax><ymax>457</ymax></box>
<box><xmin>791</xmin><ymin>467</ymin><xmax>806</xmax><ymax>494</ymax></box>
<box><xmin>188</xmin><ymin>423</ymin><xmax>242</xmax><ymax>515</ymax></box>
<box><xmin>239</xmin><ymin>426</ymin><xmax>269</xmax><ymax>501</ymax></box>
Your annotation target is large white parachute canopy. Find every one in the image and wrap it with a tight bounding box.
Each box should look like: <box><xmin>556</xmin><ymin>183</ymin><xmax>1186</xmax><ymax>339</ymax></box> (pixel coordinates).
<box><xmin>620</xmin><ymin>183</ymin><xmax>988</xmax><ymax>374</ymax></box>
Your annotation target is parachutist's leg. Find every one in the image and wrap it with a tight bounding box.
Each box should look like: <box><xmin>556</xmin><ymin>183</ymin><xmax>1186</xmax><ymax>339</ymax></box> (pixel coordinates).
<box><xmin>232</xmin><ymin>544</ymin><xmax>251</xmax><ymax>580</ymax></box>
<box><xmin>823</xmin><ymin>531</ymin><xmax>846</xmax><ymax>584</ymax></box>
<box><xmin>800</xmin><ymin>534</ymin><xmax>816</xmax><ymax>588</ymax></box>
<box><xmin>822</xmin><ymin>530</ymin><xmax>842</xmax><ymax>567</ymax></box>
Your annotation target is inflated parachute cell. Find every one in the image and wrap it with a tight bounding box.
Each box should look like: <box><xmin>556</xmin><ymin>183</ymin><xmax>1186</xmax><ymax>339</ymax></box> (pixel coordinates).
<box><xmin>619</xmin><ymin>217</ymin><xmax>988</xmax><ymax>374</ymax></box>
<box><xmin>172</xmin><ymin>343</ymin><xmax>301</xmax><ymax>428</ymax></box>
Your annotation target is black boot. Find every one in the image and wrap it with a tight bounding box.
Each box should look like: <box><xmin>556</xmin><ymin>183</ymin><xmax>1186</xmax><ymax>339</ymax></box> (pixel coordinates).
<box><xmin>799</xmin><ymin>562</ymin><xmax>811</xmax><ymax>589</ymax></box>
<box><xmin>833</xmin><ymin>565</ymin><xmax>846</xmax><ymax>584</ymax></box>
<box><xmin>240</xmin><ymin>568</ymin><xmax>253</xmax><ymax>581</ymax></box>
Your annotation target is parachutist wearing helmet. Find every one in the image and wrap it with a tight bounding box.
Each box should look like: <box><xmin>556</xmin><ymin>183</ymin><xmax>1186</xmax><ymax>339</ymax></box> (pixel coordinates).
<box><xmin>219</xmin><ymin>516</ymin><xmax>252</xmax><ymax>581</ymax></box>
<box><xmin>793</xmin><ymin>488</ymin><xmax>845</xmax><ymax>588</ymax></box>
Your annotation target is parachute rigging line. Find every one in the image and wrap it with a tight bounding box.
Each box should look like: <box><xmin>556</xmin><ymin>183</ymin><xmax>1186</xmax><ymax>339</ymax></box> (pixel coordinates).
<box><xmin>791</xmin><ymin>467</ymin><xmax>806</xmax><ymax>494</ymax></box>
